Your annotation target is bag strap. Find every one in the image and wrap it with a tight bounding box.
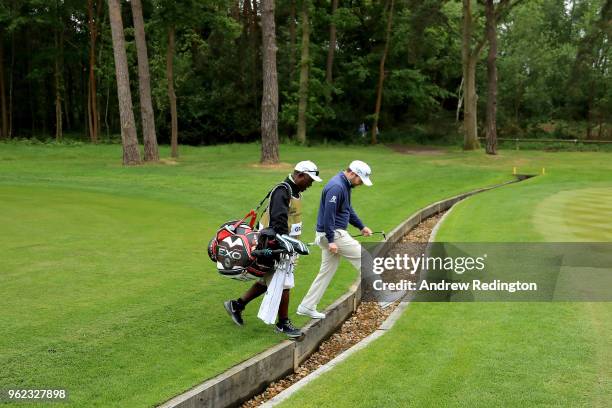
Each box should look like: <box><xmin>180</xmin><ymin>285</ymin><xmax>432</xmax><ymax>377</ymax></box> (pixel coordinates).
<box><xmin>254</xmin><ymin>182</ymin><xmax>292</xmax><ymax>227</ymax></box>
<box><xmin>227</xmin><ymin>183</ymin><xmax>292</xmax><ymax>232</ymax></box>
<box><xmin>255</xmin><ymin>182</ymin><xmax>291</xmax><ymax>211</ymax></box>
<box><xmin>227</xmin><ymin>210</ymin><xmax>258</xmax><ymax>231</ymax></box>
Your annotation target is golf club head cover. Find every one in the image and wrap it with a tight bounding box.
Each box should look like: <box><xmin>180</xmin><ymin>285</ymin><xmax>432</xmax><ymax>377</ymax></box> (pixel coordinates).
<box><xmin>274</xmin><ymin>234</ymin><xmax>295</xmax><ymax>255</ymax></box>
<box><xmin>279</xmin><ymin>234</ymin><xmax>309</xmax><ymax>255</ymax></box>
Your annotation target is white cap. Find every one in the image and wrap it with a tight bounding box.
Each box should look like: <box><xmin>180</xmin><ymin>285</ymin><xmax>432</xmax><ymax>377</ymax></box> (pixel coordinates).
<box><xmin>349</xmin><ymin>160</ymin><xmax>373</xmax><ymax>186</ymax></box>
<box><xmin>295</xmin><ymin>160</ymin><xmax>322</xmax><ymax>182</ymax></box>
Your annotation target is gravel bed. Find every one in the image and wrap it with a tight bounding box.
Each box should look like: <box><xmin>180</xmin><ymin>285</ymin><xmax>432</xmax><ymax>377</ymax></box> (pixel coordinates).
<box><xmin>241</xmin><ymin>211</ymin><xmax>446</xmax><ymax>407</ymax></box>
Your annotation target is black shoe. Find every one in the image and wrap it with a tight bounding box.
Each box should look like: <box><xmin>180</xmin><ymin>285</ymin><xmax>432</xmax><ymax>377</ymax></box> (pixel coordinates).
<box><xmin>224</xmin><ymin>300</ymin><xmax>244</xmax><ymax>326</ymax></box>
<box><xmin>275</xmin><ymin>319</ymin><xmax>303</xmax><ymax>339</ymax></box>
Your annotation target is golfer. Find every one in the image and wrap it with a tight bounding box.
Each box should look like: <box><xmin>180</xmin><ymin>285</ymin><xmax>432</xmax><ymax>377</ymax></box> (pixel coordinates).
<box><xmin>298</xmin><ymin>160</ymin><xmax>373</xmax><ymax>319</ymax></box>
<box><xmin>224</xmin><ymin>160</ymin><xmax>322</xmax><ymax>338</ymax></box>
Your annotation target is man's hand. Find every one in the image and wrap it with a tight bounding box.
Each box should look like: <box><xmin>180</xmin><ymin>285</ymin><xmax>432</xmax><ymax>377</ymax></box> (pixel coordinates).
<box><xmin>328</xmin><ymin>242</ymin><xmax>339</xmax><ymax>254</ymax></box>
<box><xmin>361</xmin><ymin>226</ymin><xmax>373</xmax><ymax>237</ymax></box>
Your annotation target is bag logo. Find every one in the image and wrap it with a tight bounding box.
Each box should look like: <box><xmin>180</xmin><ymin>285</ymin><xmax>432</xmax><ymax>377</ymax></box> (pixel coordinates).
<box><xmin>218</xmin><ymin>247</ymin><xmax>243</xmax><ymax>260</ymax></box>
<box><xmin>222</xmin><ymin>236</ymin><xmax>244</xmax><ymax>248</ymax></box>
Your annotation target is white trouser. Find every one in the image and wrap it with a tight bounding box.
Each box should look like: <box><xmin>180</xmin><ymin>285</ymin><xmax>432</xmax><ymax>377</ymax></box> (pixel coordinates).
<box><xmin>300</xmin><ymin>230</ymin><xmax>361</xmax><ymax>310</ymax></box>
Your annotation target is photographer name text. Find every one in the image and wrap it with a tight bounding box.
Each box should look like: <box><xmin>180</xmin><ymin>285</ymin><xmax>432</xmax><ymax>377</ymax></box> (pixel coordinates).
<box><xmin>372</xmin><ymin>279</ymin><xmax>538</xmax><ymax>293</ymax></box>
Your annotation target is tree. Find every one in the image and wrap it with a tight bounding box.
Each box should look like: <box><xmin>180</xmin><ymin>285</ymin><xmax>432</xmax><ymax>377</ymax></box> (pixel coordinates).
<box><xmin>249</xmin><ymin>0</ymin><xmax>260</xmax><ymax>113</ymax></box>
<box><xmin>166</xmin><ymin>24</ymin><xmax>178</xmax><ymax>158</ymax></box>
<box><xmin>461</xmin><ymin>0</ymin><xmax>523</xmax><ymax>152</ymax></box>
<box><xmin>53</xmin><ymin>0</ymin><xmax>63</xmax><ymax>141</ymax></box>
<box><xmin>289</xmin><ymin>0</ymin><xmax>297</xmax><ymax>83</ymax></box>
<box><xmin>0</xmin><ymin>27</ymin><xmax>7</xmax><ymax>139</ymax></box>
<box><xmin>296</xmin><ymin>0</ymin><xmax>311</xmax><ymax>144</ymax></box>
<box><xmin>569</xmin><ymin>0</ymin><xmax>611</xmax><ymax>139</ymax></box>
<box><xmin>87</xmin><ymin>0</ymin><xmax>103</xmax><ymax>144</ymax></box>
<box><xmin>371</xmin><ymin>0</ymin><xmax>395</xmax><ymax>145</ymax></box>
<box><xmin>484</xmin><ymin>0</ymin><xmax>498</xmax><ymax>154</ymax></box>
<box><xmin>325</xmin><ymin>0</ymin><xmax>339</xmax><ymax>84</ymax></box>
<box><xmin>131</xmin><ymin>0</ymin><xmax>159</xmax><ymax>162</ymax></box>
<box><xmin>0</xmin><ymin>0</ymin><xmax>13</xmax><ymax>139</ymax></box>
<box><xmin>108</xmin><ymin>0</ymin><xmax>141</xmax><ymax>165</ymax></box>
<box><xmin>461</xmin><ymin>0</ymin><xmax>485</xmax><ymax>150</ymax></box>
<box><xmin>484</xmin><ymin>0</ymin><xmax>524</xmax><ymax>155</ymax></box>
<box><xmin>260</xmin><ymin>0</ymin><xmax>280</xmax><ymax>163</ymax></box>
<box><xmin>1</xmin><ymin>0</ymin><xmax>607</xmax><ymax>145</ymax></box>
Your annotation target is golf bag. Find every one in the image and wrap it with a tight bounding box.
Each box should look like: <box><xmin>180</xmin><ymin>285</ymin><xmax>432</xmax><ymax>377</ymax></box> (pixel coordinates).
<box><xmin>207</xmin><ymin>186</ymin><xmax>310</xmax><ymax>281</ymax></box>
<box><xmin>208</xmin><ymin>211</ymin><xmax>269</xmax><ymax>280</ymax></box>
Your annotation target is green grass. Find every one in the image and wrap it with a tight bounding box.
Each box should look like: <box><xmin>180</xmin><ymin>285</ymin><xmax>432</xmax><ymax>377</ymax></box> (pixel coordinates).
<box><xmin>280</xmin><ymin>150</ymin><xmax>612</xmax><ymax>408</ymax></box>
<box><xmin>0</xmin><ymin>142</ymin><xmax>514</xmax><ymax>407</ymax></box>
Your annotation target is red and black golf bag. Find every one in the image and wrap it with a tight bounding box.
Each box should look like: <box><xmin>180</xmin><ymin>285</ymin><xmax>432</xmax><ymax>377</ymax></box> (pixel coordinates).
<box><xmin>207</xmin><ymin>211</ymin><xmax>277</xmax><ymax>280</ymax></box>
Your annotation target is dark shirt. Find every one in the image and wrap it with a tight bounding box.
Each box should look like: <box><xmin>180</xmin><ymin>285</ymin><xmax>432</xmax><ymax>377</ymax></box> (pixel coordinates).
<box><xmin>316</xmin><ymin>172</ymin><xmax>365</xmax><ymax>243</ymax></box>
<box><xmin>268</xmin><ymin>176</ymin><xmax>300</xmax><ymax>236</ymax></box>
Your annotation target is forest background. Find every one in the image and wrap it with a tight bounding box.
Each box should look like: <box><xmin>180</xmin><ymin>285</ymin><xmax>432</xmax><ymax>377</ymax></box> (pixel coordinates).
<box><xmin>0</xmin><ymin>0</ymin><xmax>609</xmax><ymax>155</ymax></box>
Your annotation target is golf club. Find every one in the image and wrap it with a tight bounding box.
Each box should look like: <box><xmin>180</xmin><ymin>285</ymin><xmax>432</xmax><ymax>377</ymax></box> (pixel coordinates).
<box><xmin>351</xmin><ymin>231</ymin><xmax>387</xmax><ymax>240</ymax></box>
<box><xmin>307</xmin><ymin>230</ymin><xmax>387</xmax><ymax>246</ymax></box>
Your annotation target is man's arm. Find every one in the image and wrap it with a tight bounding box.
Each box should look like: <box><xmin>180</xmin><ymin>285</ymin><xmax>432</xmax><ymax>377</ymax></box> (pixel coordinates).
<box><xmin>268</xmin><ymin>185</ymin><xmax>290</xmax><ymax>235</ymax></box>
<box><xmin>322</xmin><ymin>186</ymin><xmax>341</xmax><ymax>243</ymax></box>
<box><xmin>349</xmin><ymin>203</ymin><xmax>372</xmax><ymax>236</ymax></box>
<box><xmin>348</xmin><ymin>205</ymin><xmax>365</xmax><ymax>231</ymax></box>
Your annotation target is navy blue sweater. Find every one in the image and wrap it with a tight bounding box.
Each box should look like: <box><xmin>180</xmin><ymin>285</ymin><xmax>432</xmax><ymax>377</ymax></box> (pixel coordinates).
<box><xmin>316</xmin><ymin>171</ymin><xmax>365</xmax><ymax>243</ymax></box>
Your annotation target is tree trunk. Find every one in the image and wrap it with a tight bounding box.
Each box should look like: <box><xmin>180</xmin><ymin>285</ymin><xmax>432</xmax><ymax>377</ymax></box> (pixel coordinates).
<box><xmin>0</xmin><ymin>30</ymin><xmax>8</xmax><ymax>139</ymax></box>
<box><xmin>27</xmin><ymin>36</ymin><xmax>35</xmax><ymax>135</ymax></box>
<box><xmin>461</xmin><ymin>0</ymin><xmax>480</xmax><ymax>150</ymax></box>
<box><xmin>456</xmin><ymin>77</ymin><xmax>464</xmax><ymax>122</ymax></box>
<box><xmin>463</xmin><ymin>57</ymin><xmax>479</xmax><ymax>150</ymax></box>
<box><xmin>54</xmin><ymin>27</ymin><xmax>63</xmax><ymax>142</ymax></box>
<box><xmin>131</xmin><ymin>0</ymin><xmax>159</xmax><ymax>162</ymax></box>
<box><xmin>243</xmin><ymin>0</ymin><xmax>252</xmax><ymax>29</ymax></box>
<box><xmin>371</xmin><ymin>0</ymin><xmax>395</xmax><ymax>145</ymax></box>
<box><xmin>167</xmin><ymin>25</ymin><xmax>178</xmax><ymax>158</ymax></box>
<box><xmin>105</xmin><ymin>80</ymin><xmax>110</xmax><ymax>139</ymax></box>
<box><xmin>325</xmin><ymin>0</ymin><xmax>339</xmax><ymax>84</ymax></box>
<box><xmin>485</xmin><ymin>0</ymin><xmax>498</xmax><ymax>155</ymax></box>
<box><xmin>296</xmin><ymin>0</ymin><xmax>311</xmax><ymax>144</ymax></box>
<box><xmin>586</xmin><ymin>79</ymin><xmax>596</xmax><ymax>139</ymax></box>
<box><xmin>251</xmin><ymin>0</ymin><xmax>259</xmax><ymax>113</ymax></box>
<box><xmin>231</xmin><ymin>0</ymin><xmax>240</xmax><ymax>20</ymax></box>
<box><xmin>63</xmin><ymin>68</ymin><xmax>71</xmax><ymax>131</ymax></box>
<box><xmin>87</xmin><ymin>0</ymin><xmax>99</xmax><ymax>143</ymax></box>
<box><xmin>289</xmin><ymin>0</ymin><xmax>297</xmax><ymax>83</ymax></box>
<box><xmin>108</xmin><ymin>0</ymin><xmax>141</xmax><ymax>165</ymax></box>
<box><xmin>597</xmin><ymin>112</ymin><xmax>603</xmax><ymax>139</ymax></box>
<box><xmin>96</xmin><ymin>0</ymin><xmax>105</xmax><ymax>140</ymax></box>
<box><xmin>260</xmin><ymin>0</ymin><xmax>280</xmax><ymax>164</ymax></box>
<box><xmin>8</xmin><ymin>31</ymin><xmax>14</xmax><ymax>138</ymax></box>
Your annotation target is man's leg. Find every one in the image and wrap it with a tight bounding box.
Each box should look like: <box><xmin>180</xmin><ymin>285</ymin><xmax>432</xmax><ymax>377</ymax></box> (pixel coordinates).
<box><xmin>277</xmin><ymin>289</ymin><xmax>290</xmax><ymax>321</ymax></box>
<box><xmin>224</xmin><ymin>281</ymin><xmax>267</xmax><ymax>326</ymax></box>
<box><xmin>300</xmin><ymin>243</ymin><xmax>341</xmax><ymax>311</ymax></box>
<box><xmin>276</xmin><ymin>289</ymin><xmax>303</xmax><ymax>338</ymax></box>
<box><xmin>300</xmin><ymin>230</ymin><xmax>366</xmax><ymax>314</ymax></box>
<box><xmin>335</xmin><ymin>232</ymin><xmax>362</xmax><ymax>270</ymax></box>
<box><xmin>238</xmin><ymin>281</ymin><xmax>268</xmax><ymax>307</ymax></box>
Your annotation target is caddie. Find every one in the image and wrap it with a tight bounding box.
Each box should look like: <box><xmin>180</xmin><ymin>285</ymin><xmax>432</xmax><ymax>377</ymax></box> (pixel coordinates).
<box><xmin>224</xmin><ymin>160</ymin><xmax>322</xmax><ymax>338</ymax></box>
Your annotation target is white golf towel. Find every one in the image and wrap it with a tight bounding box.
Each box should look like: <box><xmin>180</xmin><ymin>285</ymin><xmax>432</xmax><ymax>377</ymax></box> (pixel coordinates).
<box><xmin>258</xmin><ymin>256</ymin><xmax>295</xmax><ymax>324</ymax></box>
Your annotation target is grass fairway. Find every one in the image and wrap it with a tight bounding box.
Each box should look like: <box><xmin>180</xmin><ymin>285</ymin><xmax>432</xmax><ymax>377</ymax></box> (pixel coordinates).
<box><xmin>0</xmin><ymin>142</ymin><xmax>514</xmax><ymax>407</ymax></box>
<box><xmin>279</xmin><ymin>152</ymin><xmax>612</xmax><ymax>408</ymax></box>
